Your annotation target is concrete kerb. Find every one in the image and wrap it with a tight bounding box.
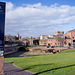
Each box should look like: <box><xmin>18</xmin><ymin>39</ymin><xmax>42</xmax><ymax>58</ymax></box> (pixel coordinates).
<box><xmin>12</xmin><ymin>62</ymin><xmax>36</xmax><ymax>75</ymax></box>
<box><xmin>4</xmin><ymin>62</ymin><xmax>37</xmax><ymax>75</ymax></box>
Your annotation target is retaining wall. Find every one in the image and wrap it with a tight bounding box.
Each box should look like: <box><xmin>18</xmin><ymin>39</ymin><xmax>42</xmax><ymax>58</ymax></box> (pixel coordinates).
<box><xmin>4</xmin><ymin>46</ymin><xmax>19</xmax><ymax>55</ymax></box>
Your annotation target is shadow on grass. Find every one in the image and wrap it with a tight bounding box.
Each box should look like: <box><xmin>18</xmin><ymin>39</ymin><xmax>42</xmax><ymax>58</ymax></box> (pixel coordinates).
<box><xmin>34</xmin><ymin>64</ymin><xmax>75</xmax><ymax>74</ymax></box>
<box><xmin>24</xmin><ymin>63</ymin><xmax>54</xmax><ymax>70</ymax></box>
<box><xmin>4</xmin><ymin>50</ymin><xmax>29</xmax><ymax>58</ymax></box>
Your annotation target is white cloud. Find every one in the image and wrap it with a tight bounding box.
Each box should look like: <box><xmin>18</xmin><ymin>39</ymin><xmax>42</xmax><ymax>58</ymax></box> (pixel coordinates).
<box><xmin>23</xmin><ymin>3</ymin><xmax>41</xmax><ymax>8</ymax></box>
<box><xmin>5</xmin><ymin>2</ymin><xmax>75</xmax><ymax>37</ymax></box>
<box><xmin>6</xmin><ymin>2</ymin><xmax>14</xmax><ymax>11</ymax></box>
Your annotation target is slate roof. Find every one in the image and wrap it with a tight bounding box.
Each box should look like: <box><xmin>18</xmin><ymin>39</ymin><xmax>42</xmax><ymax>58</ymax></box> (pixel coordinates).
<box><xmin>48</xmin><ymin>37</ymin><xmax>55</xmax><ymax>39</ymax></box>
<box><xmin>68</xmin><ymin>29</ymin><xmax>75</xmax><ymax>32</ymax></box>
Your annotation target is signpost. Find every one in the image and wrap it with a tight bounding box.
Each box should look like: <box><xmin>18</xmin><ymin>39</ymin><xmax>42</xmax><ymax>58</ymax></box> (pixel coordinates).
<box><xmin>0</xmin><ymin>2</ymin><xmax>6</xmax><ymax>75</ymax></box>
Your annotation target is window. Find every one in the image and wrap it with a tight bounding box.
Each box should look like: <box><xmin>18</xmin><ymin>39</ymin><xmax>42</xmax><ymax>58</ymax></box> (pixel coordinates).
<box><xmin>69</xmin><ymin>40</ymin><xmax>70</xmax><ymax>42</ymax></box>
<box><xmin>55</xmin><ymin>43</ymin><xmax>56</xmax><ymax>45</ymax></box>
<box><xmin>73</xmin><ymin>33</ymin><xmax>75</xmax><ymax>35</ymax></box>
<box><xmin>44</xmin><ymin>43</ymin><xmax>46</xmax><ymax>44</ymax></box>
<box><xmin>45</xmin><ymin>37</ymin><xmax>47</xmax><ymax>40</ymax></box>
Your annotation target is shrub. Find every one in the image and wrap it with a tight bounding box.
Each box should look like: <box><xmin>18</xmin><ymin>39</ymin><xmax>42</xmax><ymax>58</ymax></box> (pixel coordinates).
<box><xmin>48</xmin><ymin>49</ymin><xmax>54</xmax><ymax>52</ymax></box>
<box><xmin>51</xmin><ymin>46</ymin><xmax>54</xmax><ymax>48</ymax></box>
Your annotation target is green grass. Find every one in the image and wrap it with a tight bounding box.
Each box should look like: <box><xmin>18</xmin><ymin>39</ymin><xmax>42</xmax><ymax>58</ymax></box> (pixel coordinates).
<box><xmin>4</xmin><ymin>49</ymin><xmax>75</xmax><ymax>75</ymax></box>
<box><xmin>26</xmin><ymin>47</ymin><xmax>33</xmax><ymax>49</ymax></box>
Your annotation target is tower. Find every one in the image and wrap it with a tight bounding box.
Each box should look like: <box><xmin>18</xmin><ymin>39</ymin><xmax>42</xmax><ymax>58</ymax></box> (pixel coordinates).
<box><xmin>17</xmin><ymin>33</ymin><xmax>19</xmax><ymax>38</ymax></box>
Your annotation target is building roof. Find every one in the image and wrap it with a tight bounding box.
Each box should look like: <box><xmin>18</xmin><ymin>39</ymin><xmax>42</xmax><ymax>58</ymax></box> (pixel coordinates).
<box><xmin>48</xmin><ymin>37</ymin><xmax>55</xmax><ymax>39</ymax></box>
<box><xmin>68</xmin><ymin>29</ymin><xmax>75</xmax><ymax>32</ymax></box>
<box><xmin>65</xmin><ymin>37</ymin><xmax>71</xmax><ymax>39</ymax></box>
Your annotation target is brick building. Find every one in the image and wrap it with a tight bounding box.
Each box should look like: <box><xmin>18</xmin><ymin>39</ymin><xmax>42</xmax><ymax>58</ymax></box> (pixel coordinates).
<box><xmin>39</xmin><ymin>35</ymin><xmax>48</xmax><ymax>46</ymax></box>
<box><xmin>47</xmin><ymin>31</ymin><xmax>64</xmax><ymax>47</ymax></box>
<box><xmin>21</xmin><ymin>37</ymin><xmax>39</xmax><ymax>46</ymax></box>
<box><xmin>64</xmin><ymin>29</ymin><xmax>75</xmax><ymax>47</ymax></box>
<box><xmin>39</xmin><ymin>29</ymin><xmax>75</xmax><ymax>47</ymax></box>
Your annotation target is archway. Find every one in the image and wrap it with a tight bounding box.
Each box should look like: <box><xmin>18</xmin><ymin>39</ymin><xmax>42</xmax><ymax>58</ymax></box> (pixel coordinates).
<box><xmin>73</xmin><ymin>40</ymin><xmax>75</xmax><ymax>47</ymax></box>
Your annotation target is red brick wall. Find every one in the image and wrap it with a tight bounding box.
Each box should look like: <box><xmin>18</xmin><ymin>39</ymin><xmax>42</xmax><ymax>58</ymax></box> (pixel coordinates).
<box><xmin>47</xmin><ymin>39</ymin><xmax>64</xmax><ymax>46</ymax></box>
<box><xmin>65</xmin><ymin>31</ymin><xmax>75</xmax><ymax>46</ymax></box>
<box><xmin>71</xmin><ymin>31</ymin><xmax>75</xmax><ymax>42</ymax></box>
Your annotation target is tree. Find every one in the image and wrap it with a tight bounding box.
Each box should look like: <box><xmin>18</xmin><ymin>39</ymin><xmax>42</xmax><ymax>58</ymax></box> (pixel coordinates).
<box><xmin>31</xmin><ymin>36</ymin><xmax>33</xmax><ymax>39</ymax></box>
<box><xmin>37</xmin><ymin>37</ymin><xmax>40</xmax><ymax>41</ymax></box>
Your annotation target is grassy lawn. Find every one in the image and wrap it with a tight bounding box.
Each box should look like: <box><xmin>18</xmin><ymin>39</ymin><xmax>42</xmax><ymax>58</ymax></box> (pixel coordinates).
<box><xmin>22</xmin><ymin>46</ymin><xmax>33</xmax><ymax>49</ymax></box>
<box><xmin>4</xmin><ymin>49</ymin><xmax>75</xmax><ymax>75</ymax></box>
<box><xmin>26</xmin><ymin>47</ymin><xmax>33</xmax><ymax>49</ymax></box>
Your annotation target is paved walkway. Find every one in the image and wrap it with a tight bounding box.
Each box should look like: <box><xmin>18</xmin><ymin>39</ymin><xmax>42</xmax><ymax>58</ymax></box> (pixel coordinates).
<box><xmin>4</xmin><ymin>62</ymin><xmax>37</xmax><ymax>75</ymax></box>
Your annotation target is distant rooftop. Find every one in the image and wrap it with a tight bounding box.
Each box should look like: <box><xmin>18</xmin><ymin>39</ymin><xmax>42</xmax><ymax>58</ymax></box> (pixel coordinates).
<box><xmin>68</xmin><ymin>29</ymin><xmax>75</xmax><ymax>32</ymax></box>
<box><xmin>48</xmin><ymin>37</ymin><xmax>55</xmax><ymax>39</ymax></box>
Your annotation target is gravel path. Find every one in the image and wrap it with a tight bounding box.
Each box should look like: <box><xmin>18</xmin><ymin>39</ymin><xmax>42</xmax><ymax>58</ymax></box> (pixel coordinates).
<box><xmin>4</xmin><ymin>62</ymin><xmax>37</xmax><ymax>75</ymax></box>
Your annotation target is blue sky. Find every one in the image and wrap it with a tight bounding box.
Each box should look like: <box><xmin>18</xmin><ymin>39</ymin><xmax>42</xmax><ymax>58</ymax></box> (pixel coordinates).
<box><xmin>0</xmin><ymin>0</ymin><xmax>75</xmax><ymax>37</ymax></box>
<box><xmin>1</xmin><ymin>0</ymin><xmax>75</xmax><ymax>6</ymax></box>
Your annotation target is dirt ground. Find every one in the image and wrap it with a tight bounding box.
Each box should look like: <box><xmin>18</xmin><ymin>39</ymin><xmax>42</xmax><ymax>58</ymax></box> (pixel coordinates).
<box><xmin>4</xmin><ymin>46</ymin><xmax>73</xmax><ymax>58</ymax></box>
<box><xmin>4</xmin><ymin>51</ymin><xmax>52</xmax><ymax>58</ymax></box>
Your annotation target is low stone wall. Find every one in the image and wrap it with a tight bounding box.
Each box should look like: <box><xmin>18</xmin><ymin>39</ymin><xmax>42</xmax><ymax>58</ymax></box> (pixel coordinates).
<box><xmin>29</xmin><ymin>47</ymin><xmax>69</xmax><ymax>51</ymax></box>
<box><xmin>29</xmin><ymin>46</ymin><xmax>70</xmax><ymax>54</ymax></box>
<box><xmin>4</xmin><ymin>46</ymin><xmax>19</xmax><ymax>55</ymax></box>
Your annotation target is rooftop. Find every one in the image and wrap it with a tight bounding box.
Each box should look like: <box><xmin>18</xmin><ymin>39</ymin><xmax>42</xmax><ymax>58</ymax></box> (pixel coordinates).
<box><xmin>48</xmin><ymin>37</ymin><xmax>55</xmax><ymax>39</ymax></box>
<box><xmin>68</xmin><ymin>29</ymin><xmax>75</xmax><ymax>32</ymax></box>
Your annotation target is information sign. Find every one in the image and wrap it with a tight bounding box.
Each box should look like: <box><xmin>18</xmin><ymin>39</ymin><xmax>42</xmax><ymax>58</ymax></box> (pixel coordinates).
<box><xmin>0</xmin><ymin>2</ymin><xmax>6</xmax><ymax>56</ymax></box>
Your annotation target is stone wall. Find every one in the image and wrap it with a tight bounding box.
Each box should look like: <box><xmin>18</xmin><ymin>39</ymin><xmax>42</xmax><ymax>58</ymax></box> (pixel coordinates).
<box><xmin>4</xmin><ymin>46</ymin><xmax>19</xmax><ymax>55</ymax></box>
